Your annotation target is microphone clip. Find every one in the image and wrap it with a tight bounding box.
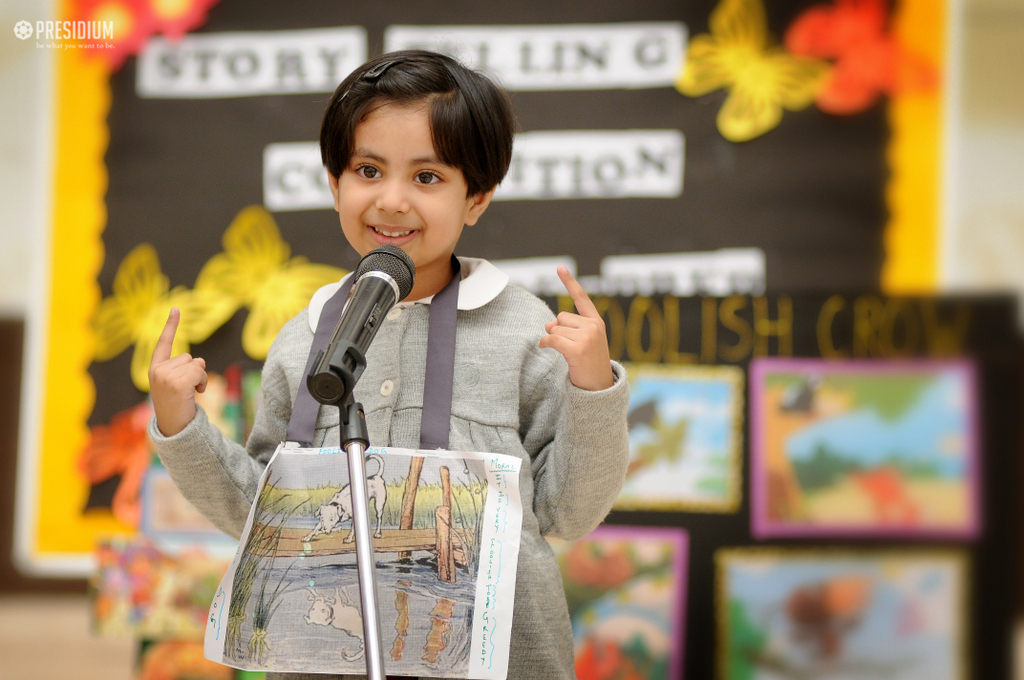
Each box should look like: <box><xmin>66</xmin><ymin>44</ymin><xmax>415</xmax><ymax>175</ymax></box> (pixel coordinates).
<box><xmin>307</xmin><ymin>339</ymin><xmax>367</xmax><ymax>406</ymax></box>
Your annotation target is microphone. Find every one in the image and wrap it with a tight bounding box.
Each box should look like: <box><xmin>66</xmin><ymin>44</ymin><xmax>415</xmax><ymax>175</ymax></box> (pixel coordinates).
<box><xmin>307</xmin><ymin>245</ymin><xmax>415</xmax><ymax>405</ymax></box>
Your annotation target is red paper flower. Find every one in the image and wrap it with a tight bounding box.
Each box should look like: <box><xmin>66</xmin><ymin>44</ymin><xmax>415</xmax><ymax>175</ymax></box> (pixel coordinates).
<box><xmin>72</xmin><ymin>0</ymin><xmax>156</xmax><ymax>71</ymax></box>
<box><xmin>78</xmin><ymin>401</ymin><xmax>154</xmax><ymax>527</ymax></box>
<box><xmin>71</xmin><ymin>0</ymin><xmax>221</xmax><ymax>71</ymax></box>
<box><xmin>784</xmin><ymin>0</ymin><xmax>938</xmax><ymax>114</ymax></box>
<box><xmin>148</xmin><ymin>0</ymin><xmax>221</xmax><ymax>40</ymax></box>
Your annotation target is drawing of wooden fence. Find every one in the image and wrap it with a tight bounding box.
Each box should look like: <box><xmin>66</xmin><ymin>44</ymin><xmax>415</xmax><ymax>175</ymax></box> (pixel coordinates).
<box><xmin>253</xmin><ymin>465</ymin><xmax>466</xmax><ymax>583</ymax></box>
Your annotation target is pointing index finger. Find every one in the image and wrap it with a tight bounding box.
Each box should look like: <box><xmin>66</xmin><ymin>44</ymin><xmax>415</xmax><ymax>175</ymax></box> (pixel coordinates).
<box><xmin>557</xmin><ymin>266</ymin><xmax>600</xmax><ymax>319</ymax></box>
<box><xmin>152</xmin><ymin>307</ymin><xmax>180</xmax><ymax>365</ymax></box>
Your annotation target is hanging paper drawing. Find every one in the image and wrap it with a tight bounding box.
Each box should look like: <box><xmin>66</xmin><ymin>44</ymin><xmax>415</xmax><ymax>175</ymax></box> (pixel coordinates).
<box><xmin>717</xmin><ymin>548</ymin><xmax>968</xmax><ymax>680</ymax></box>
<box><xmin>205</xmin><ymin>445</ymin><xmax>523</xmax><ymax>679</ymax></box>
<box><xmin>750</xmin><ymin>358</ymin><xmax>980</xmax><ymax>538</ymax></box>
<box><xmin>616</xmin><ymin>364</ymin><xmax>743</xmax><ymax>512</ymax></box>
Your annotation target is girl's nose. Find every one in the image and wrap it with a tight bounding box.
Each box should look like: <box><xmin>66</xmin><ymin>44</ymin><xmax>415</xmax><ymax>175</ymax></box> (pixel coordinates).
<box><xmin>375</xmin><ymin>178</ymin><xmax>410</xmax><ymax>214</ymax></box>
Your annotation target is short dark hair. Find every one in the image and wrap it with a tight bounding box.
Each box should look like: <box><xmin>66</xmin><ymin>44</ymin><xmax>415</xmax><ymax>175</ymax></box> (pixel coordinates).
<box><xmin>320</xmin><ymin>50</ymin><xmax>516</xmax><ymax>197</ymax></box>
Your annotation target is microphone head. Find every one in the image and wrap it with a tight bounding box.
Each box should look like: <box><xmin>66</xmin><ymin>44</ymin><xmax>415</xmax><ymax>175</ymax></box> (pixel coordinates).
<box><xmin>355</xmin><ymin>245</ymin><xmax>415</xmax><ymax>300</ymax></box>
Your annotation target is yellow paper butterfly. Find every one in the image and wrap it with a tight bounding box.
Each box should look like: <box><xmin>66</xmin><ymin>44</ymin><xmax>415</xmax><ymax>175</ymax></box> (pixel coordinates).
<box><xmin>92</xmin><ymin>244</ymin><xmax>235</xmax><ymax>391</ymax></box>
<box><xmin>676</xmin><ymin>0</ymin><xmax>830</xmax><ymax>142</ymax></box>
<box><xmin>195</xmin><ymin>205</ymin><xmax>346</xmax><ymax>360</ymax></box>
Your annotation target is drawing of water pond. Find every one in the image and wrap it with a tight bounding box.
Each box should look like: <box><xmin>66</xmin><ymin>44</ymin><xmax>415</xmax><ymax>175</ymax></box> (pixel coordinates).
<box><xmin>221</xmin><ymin>449</ymin><xmax>490</xmax><ymax>677</ymax></box>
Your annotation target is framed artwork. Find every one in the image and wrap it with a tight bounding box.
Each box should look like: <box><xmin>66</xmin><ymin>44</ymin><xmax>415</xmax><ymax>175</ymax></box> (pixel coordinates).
<box><xmin>617</xmin><ymin>364</ymin><xmax>743</xmax><ymax>513</ymax></box>
<box><xmin>716</xmin><ymin>548</ymin><xmax>968</xmax><ymax>680</ymax></box>
<box><xmin>136</xmin><ymin>641</ymin><xmax>236</xmax><ymax>680</ymax></box>
<box><xmin>91</xmin><ymin>536</ymin><xmax>231</xmax><ymax>640</ymax></box>
<box><xmin>136</xmin><ymin>642</ymin><xmax>268</xmax><ymax>680</ymax></box>
<box><xmin>140</xmin><ymin>467</ymin><xmax>229</xmax><ymax>541</ymax></box>
<box><xmin>749</xmin><ymin>358</ymin><xmax>981</xmax><ymax>539</ymax></box>
<box><xmin>549</xmin><ymin>525</ymin><xmax>689</xmax><ymax>680</ymax></box>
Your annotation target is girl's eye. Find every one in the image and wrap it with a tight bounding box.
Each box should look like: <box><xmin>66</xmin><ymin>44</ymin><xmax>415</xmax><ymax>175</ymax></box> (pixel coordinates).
<box><xmin>357</xmin><ymin>165</ymin><xmax>380</xmax><ymax>179</ymax></box>
<box><xmin>416</xmin><ymin>171</ymin><xmax>439</xmax><ymax>185</ymax></box>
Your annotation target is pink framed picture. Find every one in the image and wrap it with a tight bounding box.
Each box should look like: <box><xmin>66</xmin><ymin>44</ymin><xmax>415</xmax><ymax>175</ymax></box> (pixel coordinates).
<box><xmin>749</xmin><ymin>358</ymin><xmax>981</xmax><ymax>539</ymax></box>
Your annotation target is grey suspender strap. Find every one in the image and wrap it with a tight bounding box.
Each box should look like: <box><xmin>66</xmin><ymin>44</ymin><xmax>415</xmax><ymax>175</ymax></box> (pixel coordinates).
<box><xmin>418</xmin><ymin>258</ymin><xmax>460</xmax><ymax>450</ymax></box>
<box><xmin>284</xmin><ymin>257</ymin><xmax>461</xmax><ymax>450</ymax></box>
<box><xmin>285</xmin><ymin>275</ymin><xmax>356</xmax><ymax>446</ymax></box>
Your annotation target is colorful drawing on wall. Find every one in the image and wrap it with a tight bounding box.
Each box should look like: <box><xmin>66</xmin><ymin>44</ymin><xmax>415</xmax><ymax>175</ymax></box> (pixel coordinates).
<box><xmin>548</xmin><ymin>526</ymin><xmax>689</xmax><ymax>680</ymax></box>
<box><xmin>204</xmin><ymin>445</ymin><xmax>523</xmax><ymax>679</ymax></box>
<box><xmin>750</xmin><ymin>358</ymin><xmax>980</xmax><ymax>539</ymax></box>
<box><xmin>136</xmin><ymin>640</ymin><xmax>235</xmax><ymax>680</ymax></box>
<box><xmin>140</xmin><ymin>467</ymin><xmax>226</xmax><ymax>540</ymax></box>
<box><xmin>617</xmin><ymin>364</ymin><xmax>743</xmax><ymax>512</ymax></box>
<box><xmin>716</xmin><ymin>548</ymin><xmax>968</xmax><ymax>680</ymax></box>
<box><xmin>91</xmin><ymin>537</ymin><xmax>230</xmax><ymax>640</ymax></box>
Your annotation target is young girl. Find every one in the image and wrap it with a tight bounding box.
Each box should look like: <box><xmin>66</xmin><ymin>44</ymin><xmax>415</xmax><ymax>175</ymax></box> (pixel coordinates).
<box><xmin>148</xmin><ymin>50</ymin><xmax>630</xmax><ymax>680</ymax></box>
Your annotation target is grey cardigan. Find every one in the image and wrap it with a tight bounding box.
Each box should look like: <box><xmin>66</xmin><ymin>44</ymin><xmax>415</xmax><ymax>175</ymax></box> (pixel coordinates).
<box><xmin>149</xmin><ymin>281</ymin><xmax>630</xmax><ymax>680</ymax></box>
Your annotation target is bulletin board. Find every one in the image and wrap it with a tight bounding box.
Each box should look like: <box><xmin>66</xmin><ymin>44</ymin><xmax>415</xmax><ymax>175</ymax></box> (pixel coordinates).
<box><xmin>17</xmin><ymin>0</ymin><xmax>999</xmax><ymax>677</ymax></box>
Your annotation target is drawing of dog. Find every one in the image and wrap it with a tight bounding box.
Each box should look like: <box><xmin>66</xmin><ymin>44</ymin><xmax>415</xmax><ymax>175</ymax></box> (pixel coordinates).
<box><xmin>304</xmin><ymin>587</ymin><xmax>364</xmax><ymax>661</ymax></box>
<box><xmin>303</xmin><ymin>454</ymin><xmax>387</xmax><ymax>543</ymax></box>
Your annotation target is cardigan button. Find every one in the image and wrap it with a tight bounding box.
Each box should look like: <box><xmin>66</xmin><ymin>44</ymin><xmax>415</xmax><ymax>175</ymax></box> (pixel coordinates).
<box><xmin>456</xmin><ymin>363</ymin><xmax>479</xmax><ymax>387</ymax></box>
<box><xmin>386</xmin><ymin>306</ymin><xmax>403</xmax><ymax>321</ymax></box>
<box><xmin>380</xmin><ymin>379</ymin><xmax>395</xmax><ymax>396</ymax></box>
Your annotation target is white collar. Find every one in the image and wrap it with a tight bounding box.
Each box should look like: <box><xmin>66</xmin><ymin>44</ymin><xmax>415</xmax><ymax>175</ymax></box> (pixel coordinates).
<box><xmin>307</xmin><ymin>256</ymin><xmax>509</xmax><ymax>332</ymax></box>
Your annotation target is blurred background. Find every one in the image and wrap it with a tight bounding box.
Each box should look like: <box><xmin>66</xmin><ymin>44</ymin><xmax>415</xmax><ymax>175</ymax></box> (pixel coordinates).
<box><xmin>1</xmin><ymin>0</ymin><xmax>1023</xmax><ymax>678</ymax></box>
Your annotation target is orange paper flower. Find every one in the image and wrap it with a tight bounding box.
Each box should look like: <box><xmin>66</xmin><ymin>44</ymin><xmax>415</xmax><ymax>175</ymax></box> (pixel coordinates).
<box><xmin>785</xmin><ymin>0</ymin><xmax>938</xmax><ymax>114</ymax></box>
<box><xmin>78</xmin><ymin>401</ymin><xmax>154</xmax><ymax>526</ymax></box>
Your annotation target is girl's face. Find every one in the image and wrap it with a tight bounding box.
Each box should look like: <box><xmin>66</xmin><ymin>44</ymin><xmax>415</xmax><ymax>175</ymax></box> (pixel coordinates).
<box><xmin>329</xmin><ymin>102</ymin><xmax>494</xmax><ymax>301</ymax></box>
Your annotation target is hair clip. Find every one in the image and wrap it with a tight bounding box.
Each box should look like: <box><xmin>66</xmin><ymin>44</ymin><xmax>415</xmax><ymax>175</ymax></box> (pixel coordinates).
<box><xmin>363</xmin><ymin>59</ymin><xmax>403</xmax><ymax>82</ymax></box>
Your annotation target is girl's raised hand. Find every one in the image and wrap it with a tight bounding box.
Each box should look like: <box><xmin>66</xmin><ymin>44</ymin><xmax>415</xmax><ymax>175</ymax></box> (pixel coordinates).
<box><xmin>148</xmin><ymin>308</ymin><xmax>208</xmax><ymax>437</ymax></box>
<box><xmin>539</xmin><ymin>266</ymin><xmax>614</xmax><ymax>391</ymax></box>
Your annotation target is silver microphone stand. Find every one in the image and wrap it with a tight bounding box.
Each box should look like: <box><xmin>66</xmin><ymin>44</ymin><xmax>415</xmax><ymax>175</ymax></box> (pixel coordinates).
<box><xmin>338</xmin><ymin>398</ymin><xmax>386</xmax><ymax>680</ymax></box>
<box><xmin>306</xmin><ymin>246</ymin><xmax>415</xmax><ymax>680</ymax></box>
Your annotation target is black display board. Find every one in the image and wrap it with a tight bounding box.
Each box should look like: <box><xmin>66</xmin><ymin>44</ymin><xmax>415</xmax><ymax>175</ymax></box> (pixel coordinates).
<box><xmin>94</xmin><ymin>0</ymin><xmax>890</xmax><ymax>430</ymax></box>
